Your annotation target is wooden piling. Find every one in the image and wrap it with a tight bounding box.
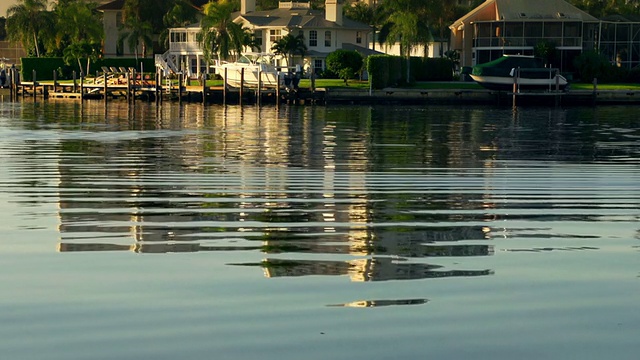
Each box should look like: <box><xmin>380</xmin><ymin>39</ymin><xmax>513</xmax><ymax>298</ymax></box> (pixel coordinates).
<box><xmin>73</xmin><ymin>71</ymin><xmax>77</xmax><ymax>93</ymax></box>
<box><xmin>276</xmin><ymin>71</ymin><xmax>280</xmax><ymax>106</ymax></box>
<box><xmin>103</xmin><ymin>72</ymin><xmax>108</xmax><ymax>103</ymax></box>
<box><xmin>155</xmin><ymin>70</ymin><xmax>160</xmax><ymax>104</ymax></box>
<box><xmin>223</xmin><ymin>68</ymin><xmax>227</xmax><ymax>105</ymax></box>
<box><xmin>132</xmin><ymin>70</ymin><xmax>137</xmax><ymax>103</ymax></box>
<box><xmin>512</xmin><ymin>67</ymin><xmax>519</xmax><ymax>107</ymax></box>
<box><xmin>32</xmin><ymin>69</ymin><xmax>37</xmax><ymax>101</ymax></box>
<box><xmin>178</xmin><ymin>73</ymin><xmax>183</xmax><ymax>103</ymax></box>
<box><xmin>257</xmin><ymin>67</ymin><xmax>262</xmax><ymax>107</ymax></box>
<box><xmin>239</xmin><ymin>68</ymin><xmax>244</xmax><ymax>105</ymax></box>
<box><xmin>202</xmin><ymin>72</ymin><xmax>206</xmax><ymax>104</ymax></box>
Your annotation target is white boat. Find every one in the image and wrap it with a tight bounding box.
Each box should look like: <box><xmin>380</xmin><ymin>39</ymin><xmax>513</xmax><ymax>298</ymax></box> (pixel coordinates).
<box><xmin>470</xmin><ymin>55</ymin><xmax>568</xmax><ymax>91</ymax></box>
<box><xmin>213</xmin><ymin>53</ymin><xmax>281</xmax><ymax>88</ymax></box>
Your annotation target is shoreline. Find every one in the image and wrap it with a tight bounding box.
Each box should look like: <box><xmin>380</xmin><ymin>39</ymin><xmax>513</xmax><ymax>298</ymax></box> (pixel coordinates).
<box><xmin>3</xmin><ymin>84</ymin><xmax>640</xmax><ymax>106</ymax></box>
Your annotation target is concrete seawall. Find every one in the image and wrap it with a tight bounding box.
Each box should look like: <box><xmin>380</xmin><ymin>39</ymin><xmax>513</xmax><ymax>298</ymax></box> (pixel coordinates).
<box><xmin>325</xmin><ymin>87</ymin><xmax>640</xmax><ymax>106</ymax></box>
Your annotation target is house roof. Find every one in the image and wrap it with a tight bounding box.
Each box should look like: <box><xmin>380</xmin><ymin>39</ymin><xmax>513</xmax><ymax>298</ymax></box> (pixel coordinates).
<box><xmin>97</xmin><ymin>0</ymin><xmax>209</xmax><ymax>12</ymax></box>
<box><xmin>236</xmin><ymin>7</ymin><xmax>371</xmax><ymax>30</ymax></box>
<box><xmin>97</xmin><ymin>0</ymin><xmax>125</xmax><ymax>11</ymax></box>
<box><xmin>450</xmin><ymin>0</ymin><xmax>598</xmax><ymax>29</ymax></box>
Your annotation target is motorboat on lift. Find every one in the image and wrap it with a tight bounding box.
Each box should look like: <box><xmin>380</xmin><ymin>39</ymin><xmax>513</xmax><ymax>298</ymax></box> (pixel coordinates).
<box><xmin>470</xmin><ymin>55</ymin><xmax>568</xmax><ymax>91</ymax></box>
<box><xmin>213</xmin><ymin>53</ymin><xmax>281</xmax><ymax>88</ymax></box>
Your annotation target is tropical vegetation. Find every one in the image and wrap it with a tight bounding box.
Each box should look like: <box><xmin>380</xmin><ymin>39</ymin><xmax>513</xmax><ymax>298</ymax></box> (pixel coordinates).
<box><xmin>197</xmin><ymin>0</ymin><xmax>247</xmax><ymax>62</ymax></box>
<box><xmin>325</xmin><ymin>49</ymin><xmax>363</xmax><ymax>85</ymax></box>
<box><xmin>3</xmin><ymin>0</ymin><xmax>640</xmax><ymax>83</ymax></box>
<box><xmin>271</xmin><ymin>34</ymin><xmax>307</xmax><ymax>67</ymax></box>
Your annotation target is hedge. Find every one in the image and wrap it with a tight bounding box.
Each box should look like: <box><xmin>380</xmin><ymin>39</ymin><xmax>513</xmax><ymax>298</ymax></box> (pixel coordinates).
<box><xmin>20</xmin><ymin>57</ymin><xmax>155</xmax><ymax>81</ymax></box>
<box><xmin>367</xmin><ymin>55</ymin><xmax>454</xmax><ymax>89</ymax></box>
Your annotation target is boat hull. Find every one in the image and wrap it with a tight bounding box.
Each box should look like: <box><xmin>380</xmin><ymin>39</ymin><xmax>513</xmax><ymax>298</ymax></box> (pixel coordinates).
<box><xmin>216</xmin><ymin>66</ymin><xmax>280</xmax><ymax>88</ymax></box>
<box><xmin>470</xmin><ymin>74</ymin><xmax>568</xmax><ymax>91</ymax></box>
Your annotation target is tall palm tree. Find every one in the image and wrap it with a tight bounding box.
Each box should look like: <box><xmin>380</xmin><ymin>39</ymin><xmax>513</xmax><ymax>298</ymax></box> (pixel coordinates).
<box><xmin>118</xmin><ymin>16</ymin><xmax>154</xmax><ymax>60</ymax></box>
<box><xmin>378</xmin><ymin>0</ymin><xmax>433</xmax><ymax>80</ymax></box>
<box><xmin>5</xmin><ymin>0</ymin><xmax>50</xmax><ymax>57</ymax></box>
<box><xmin>54</xmin><ymin>0</ymin><xmax>103</xmax><ymax>60</ymax></box>
<box><xmin>271</xmin><ymin>33</ymin><xmax>307</xmax><ymax>67</ymax></box>
<box><xmin>197</xmin><ymin>0</ymin><xmax>246</xmax><ymax>62</ymax></box>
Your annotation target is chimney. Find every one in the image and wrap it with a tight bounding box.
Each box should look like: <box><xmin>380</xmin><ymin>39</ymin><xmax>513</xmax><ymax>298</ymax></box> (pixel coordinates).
<box><xmin>325</xmin><ymin>0</ymin><xmax>343</xmax><ymax>25</ymax></box>
<box><xmin>241</xmin><ymin>0</ymin><xmax>255</xmax><ymax>15</ymax></box>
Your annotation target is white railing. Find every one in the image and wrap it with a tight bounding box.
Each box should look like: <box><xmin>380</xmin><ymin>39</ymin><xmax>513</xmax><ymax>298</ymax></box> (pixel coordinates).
<box><xmin>155</xmin><ymin>51</ymin><xmax>181</xmax><ymax>75</ymax></box>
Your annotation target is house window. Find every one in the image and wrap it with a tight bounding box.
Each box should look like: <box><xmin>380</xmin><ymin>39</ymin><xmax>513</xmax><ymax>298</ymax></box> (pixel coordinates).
<box><xmin>356</xmin><ymin>31</ymin><xmax>362</xmax><ymax>44</ymax></box>
<box><xmin>171</xmin><ymin>32</ymin><xmax>187</xmax><ymax>42</ymax></box>
<box><xmin>309</xmin><ymin>30</ymin><xmax>317</xmax><ymax>47</ymax></box>
<box><xmin>270</xmin><ymin>29</ymin><xmax>282</xmax><ymax>43</ymax></box>
<box><xmin>314</xmin><ymin>59</ymin><xmax>323</xmax><ymax>74</ymax></box>
<box><xmin>255</xmin><ymin>30</ymin><xmax>263</xmax><ymax>46</ymax></box>
<box><xmin>324</xmin><ymin>31</ymin><xmax>331</xmax><ymax>47</ymax></box>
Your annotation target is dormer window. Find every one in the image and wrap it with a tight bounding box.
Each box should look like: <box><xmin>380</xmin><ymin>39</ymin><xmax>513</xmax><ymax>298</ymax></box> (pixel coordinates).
<box><xmin>557</xmin><ymin>12</ymin><xmax>566</xmax><ymax>18</ymax></box>
<box><xmin>519</xmin><ymin>12</ymin><xmax>526</xmax><ymax>18</ymax></box>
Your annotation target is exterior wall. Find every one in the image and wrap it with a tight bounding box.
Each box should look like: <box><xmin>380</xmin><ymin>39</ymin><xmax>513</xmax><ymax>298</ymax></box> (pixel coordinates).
<box><xmin>102</xmin><ymin>10</ymin><xmax>120</xmax><ymax>57</ymax></box>
<box><xmin>168</xmin><ymin>29</ymin><xmax>202</xmax><ymax>54</ymax></box>
<box><xmin>0</xmin><ymin>41</ymin><xmax>27</xmax><ymax>65</ymax></box>
<box><xmin>101</xmin><ymin>9</ymin><xmax>139</xmax><ymax>57</ymax></box>
<box><xmin>375</xmin><ymin>42</ymin><xmax>451</xmax><ymax>58</ymax></box>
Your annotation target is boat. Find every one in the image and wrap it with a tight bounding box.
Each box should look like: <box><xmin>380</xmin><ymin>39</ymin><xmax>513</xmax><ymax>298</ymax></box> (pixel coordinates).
<box><xmin>470</xmin><ymin>55</ymin><xmax>568</xmax><ymax>91</ymax></box>
<box><xmin>213</xmin><ymin>53</ymin><xmax>281</xmax><ymax>88</ymax></box>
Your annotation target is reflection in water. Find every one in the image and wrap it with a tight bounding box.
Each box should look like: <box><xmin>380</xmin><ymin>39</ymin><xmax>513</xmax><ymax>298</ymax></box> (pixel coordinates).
<box><xmin>2</xmin><ymin>101</ymin><xmax>639</xmax><ymax>360</ymax></box>
<box><xmin>327</xmin><ymin>298</ymin><xmax>428</xmax><ymax>308</ymax></box>
<box><xmin>3</xmin><ymin>101</ymin><xmax>640</xmax><ymax>283</ymax></box>
<box><xmin>233</xmin><ymin>257</ymin><xmax>493</xmax><ymax>282</ymax></box>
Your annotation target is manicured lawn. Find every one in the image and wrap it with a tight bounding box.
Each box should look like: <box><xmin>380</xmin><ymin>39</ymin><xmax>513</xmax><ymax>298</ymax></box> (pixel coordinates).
<box><xmin>75</xmin><ymin>76</ymin><xmax>639</xmax><ymax>92</ymax></box>
<box><xmin>569</xmin><ymin>82</ymin><xmax>640</xmax><ymax>90</ymax></box>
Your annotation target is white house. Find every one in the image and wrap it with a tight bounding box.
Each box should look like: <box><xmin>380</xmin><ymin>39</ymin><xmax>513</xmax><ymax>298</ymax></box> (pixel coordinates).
<box><xmin>97</xmin><ymin>0</ymin><xmax>136</xmax><ymax>57</ymax></box>
<box><xmin>161</xmin><ymin>0</ymin><xmax>376</xmax><ymax>78</ymax></box>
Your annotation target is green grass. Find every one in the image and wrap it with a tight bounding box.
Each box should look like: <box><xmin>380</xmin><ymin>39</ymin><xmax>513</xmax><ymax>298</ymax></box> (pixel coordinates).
<box><xmin>569</xmin><ymin>82</ymin><xmax>640</xmax><ymax>90</ymax></box>
<box><xmin>72</xmin><ymin>75</ymin><xmax>640</xmax><ymax>91</ymax></box>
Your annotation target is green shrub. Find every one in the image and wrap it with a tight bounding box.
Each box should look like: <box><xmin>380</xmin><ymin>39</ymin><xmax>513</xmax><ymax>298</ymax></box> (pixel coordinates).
<box><xmin>325</xmin><ymin>49</ymin><xmax>363</xmax><ymax>85</ymax></box>
<box><xmin>573</xmin><ymin>50</ymin><xmax>614</xmax><ymax>83</ymax></box>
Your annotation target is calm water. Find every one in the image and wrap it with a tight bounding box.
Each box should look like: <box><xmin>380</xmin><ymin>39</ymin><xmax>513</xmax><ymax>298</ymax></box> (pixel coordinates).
<box><xmin>1</xmin><ymin>99</ymin><xmax>638</xmax><ymax>359</ymax></box>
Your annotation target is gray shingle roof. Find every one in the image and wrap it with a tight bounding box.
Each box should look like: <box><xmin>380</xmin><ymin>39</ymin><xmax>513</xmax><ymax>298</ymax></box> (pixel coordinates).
<box><xmin>236</xmin><ymin>7</ymin><xmax>370</xmax><ymax>30</ymax></box>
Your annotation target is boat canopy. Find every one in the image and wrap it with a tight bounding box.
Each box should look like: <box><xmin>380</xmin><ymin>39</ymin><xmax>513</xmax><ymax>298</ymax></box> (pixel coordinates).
<box><xmin>472</xmin><ymin>55</ymin><xmax>543</xmax><ymax>77</ymax></box>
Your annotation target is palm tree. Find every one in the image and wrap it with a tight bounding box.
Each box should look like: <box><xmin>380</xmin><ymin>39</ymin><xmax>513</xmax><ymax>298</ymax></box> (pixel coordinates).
<box><xmin>54</xmin><ymin>0</ymin><xmax>103</xmax><ymax>60</ymax></box>
<box><xmin>63</xmin><ymin>41</ymin><xmax>100</xmax><ymax>76</ymax></box>
<box><xmin>55</xmin><ymin>0</ymin><xmax>103</xmax><ymax>43</ymax></box>
<box><xmin>5</xmin><ymin>0</ymin><xmax>50</xmax><ymax>57</ymax></box>
<box><xmin>271</xmin><ymin>33</ymin><xmax>307</xmax><ymax>67</ymax></box>
<box><xmin>118</xmin><ymin>16</ymin><xmax>154</xmax><ymax>60</ymax></box>
<box><xmin>197</xmin><ymin>0</ymin><xmax>247</xmax><ymax>63</ymax></box>
<box><xmin>378</xmin><ymin>0</ymin><xmax>433</xmax><ymax>80</ymax></box>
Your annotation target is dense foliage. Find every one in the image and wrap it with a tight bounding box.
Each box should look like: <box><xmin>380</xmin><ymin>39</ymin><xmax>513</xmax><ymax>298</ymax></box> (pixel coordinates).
<box><xmin>367</xmin><ymin>54</ymin><xmax>453</xmax><ymax>89</ymax></box>
<box><xmin>326</xmin><ymin>49</ymin><xmax>363</xmax><ymax>84</ymax></box>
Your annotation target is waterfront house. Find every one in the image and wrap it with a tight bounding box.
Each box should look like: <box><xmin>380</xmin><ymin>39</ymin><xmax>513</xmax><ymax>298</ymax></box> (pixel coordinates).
<box><xmin>161</xmin><ymin>0</ymin><xmax>374</xmax><ymax>78</ymax></box>
<box><xmin>449</xmin><ymin>0</ymin><xmax>640</xmax><ymax>72</ymax></box>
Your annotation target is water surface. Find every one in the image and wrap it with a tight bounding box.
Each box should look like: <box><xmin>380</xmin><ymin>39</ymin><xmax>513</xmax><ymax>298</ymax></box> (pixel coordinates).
<box><xmin>1</xmin><ymin>100</ymin><xmax>638</xmax><ymax>359</ymax></box>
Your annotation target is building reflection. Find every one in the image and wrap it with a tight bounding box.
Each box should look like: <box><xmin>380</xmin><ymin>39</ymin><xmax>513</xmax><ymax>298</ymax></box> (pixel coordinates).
<box><xmin>233</xmin><ymin>257</ymin><xmax>493</xmax><ymax>282</ymax></box>
<box><xmin>50</xmin><ymin>103</ymin><xmax>511</xmax><ymax>282</ymax></box>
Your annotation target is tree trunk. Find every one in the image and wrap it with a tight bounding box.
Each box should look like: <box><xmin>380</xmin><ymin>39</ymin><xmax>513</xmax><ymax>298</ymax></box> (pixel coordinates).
<box><xmin>33</xmin><ymin>32</ymin><xmax>40</xmax><ymax>57</ymax></box>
